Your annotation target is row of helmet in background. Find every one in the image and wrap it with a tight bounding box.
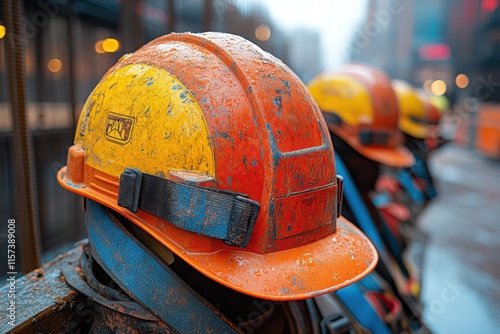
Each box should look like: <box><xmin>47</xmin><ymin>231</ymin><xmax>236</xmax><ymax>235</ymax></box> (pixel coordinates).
<box><xmin>307</xmin><ymin>63</ymin><xmax>446</xmax><ymax>333</ymax></box>
<box><xmin>56</xmin><ymin>32</ymin><xmax>443</xmax><ymax>333</ymax></box>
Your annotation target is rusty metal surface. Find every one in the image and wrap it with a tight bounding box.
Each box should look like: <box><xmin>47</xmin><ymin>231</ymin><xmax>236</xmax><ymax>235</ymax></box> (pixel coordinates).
<box><xmin>0</xmin><ymin>240</ymin><xmax>329</xmax><ymax>333</ymax></box>
<box><xmin>412</xmin><ymin>144</ymin><xmax>500</xmax><ymax>333</ymax></box>
<box><xmin>3</xmin><ymin>0</ymin><xmax>42</xmax><ymax>273</ymax></box>
<box><xmin>89</xmin><ymin>303</ymin><xmax>172</xmax><ymax>334</ymax></box>
<box><xmin>0</xmin><ymin>244</ymin><xmax>94</xmax><ymax>333</ymax></box>
<box><xmin>0</xmin><ymin>242</ymin><xmax>175</xmax><ymax>333</ymax></box>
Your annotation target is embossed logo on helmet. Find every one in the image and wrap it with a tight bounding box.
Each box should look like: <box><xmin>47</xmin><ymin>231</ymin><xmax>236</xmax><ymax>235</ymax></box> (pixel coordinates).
<box><xmin>105</xmin><ymin>113</ymin><xmax>134</xmax><ymax>144</ymax></box>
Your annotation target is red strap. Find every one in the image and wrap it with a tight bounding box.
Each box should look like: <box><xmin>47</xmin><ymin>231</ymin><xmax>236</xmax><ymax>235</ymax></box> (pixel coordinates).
<box><xmin>364</xmin><ymin>291</ymin><xmax>402</xmax><ymax>326</ymax></box>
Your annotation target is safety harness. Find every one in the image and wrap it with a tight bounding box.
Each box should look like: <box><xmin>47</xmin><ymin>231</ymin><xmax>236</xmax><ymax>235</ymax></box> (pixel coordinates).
<box><xmin>70</xmin><ymin>162</ymin><xmax>429</xmax><ymax>333</ymax></box>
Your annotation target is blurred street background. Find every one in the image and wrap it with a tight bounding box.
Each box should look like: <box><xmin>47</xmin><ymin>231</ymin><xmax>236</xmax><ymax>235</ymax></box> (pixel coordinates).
<box><xmin>1</xmin><ymin>1</ymin><xmax>500</xmax><ymax>333</ymax></box>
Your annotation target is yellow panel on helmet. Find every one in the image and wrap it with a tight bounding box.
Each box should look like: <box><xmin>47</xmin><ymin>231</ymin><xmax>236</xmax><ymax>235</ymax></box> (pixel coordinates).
<box><xmin>308</xmin><ymin>65</ymin><xmax>414</xmax><ymax>168</ymax></box>
<box><xmin>76</xmin><ymin>64</ymin><xmax>215</xmax><ymax>178</ymax></box>
<box><xmin>392</xmin><ymin>80</ymin><xmax>428</xmax><ymax>139</ymax></box>
<box><xmin>308</xmin><ymin>74</ymin><xmax>373</xmax><ymax>126</ymax></box>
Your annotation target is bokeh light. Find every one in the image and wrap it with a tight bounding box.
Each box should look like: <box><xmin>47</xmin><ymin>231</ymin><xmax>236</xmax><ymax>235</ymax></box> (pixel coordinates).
<box><xmin>255</xmin><ymin>24</ymin><xmax>271</xmax><ymax>42</ymax></box>
<box><xmin>423</xmin><ymin>79</ymin><xmax>434</xmax><ymax>94</ymax></box>
<box><xmin>95</xmin><ymin>40</ymin><xmax>105</xmax><ymax>54</ymax></box>
<box><xmin>455</xmin><ymin>73</ymin><xmax>469</xmax><ymax>89</ymax></box>
<box><xmin>102</xmin><ymin>38</ymin><xmax>120</xmax><ymax>53</ymax></box>
<box><xmin>47</xmin><ymin>58</ymin><xmax>62</xmax><ymax>73</ymax></box>
<box><xmin>430</xmin><ymin>80</ymin><xmax>447</xmax><ymax>96</ymax></box>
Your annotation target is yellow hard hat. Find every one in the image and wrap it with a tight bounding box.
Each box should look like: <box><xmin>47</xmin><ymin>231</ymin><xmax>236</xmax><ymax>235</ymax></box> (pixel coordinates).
<box><xmin>392</xmin><ymin>80</ymin><xmax>430</xmax><ymax>139</ymax></box>
<box><xmin>308</xmin><ymin>63</ymin><xmax>414</xmax><ymax>168</ymax></box>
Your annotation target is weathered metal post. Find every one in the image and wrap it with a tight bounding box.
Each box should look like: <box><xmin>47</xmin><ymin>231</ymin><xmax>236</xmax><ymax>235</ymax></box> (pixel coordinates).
<box><xmin>3</xmin><ymin>0</ymin><xmax>42</xmax><ymax>272</ymax></box>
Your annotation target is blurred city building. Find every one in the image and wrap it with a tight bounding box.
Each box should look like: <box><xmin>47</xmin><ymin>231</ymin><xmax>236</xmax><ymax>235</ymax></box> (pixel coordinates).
<box><xmin>350</xmin><ymin>0</ymin><xmax>500</xmax><ymax>105</ymax></box>
<box><xmin>286</xmin><ymin>29</ymin><xmax>322</xmax><ymax>83</ymax></box>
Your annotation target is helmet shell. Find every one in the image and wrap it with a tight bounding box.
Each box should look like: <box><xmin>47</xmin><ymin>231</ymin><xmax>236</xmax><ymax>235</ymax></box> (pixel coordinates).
<box><xmin>392</xmin><ymin>79</ymin><xmax>431</xmax><ymax>139</ymax></box>
<box><xmin>308</xmin><ymin>63</ymin><xmax>414</xmax><ymax>168</ymax></box>
<box><xmin>58</xmin><ymin>33</ymin><xmax>377</xmax><ymax>300</ymax></box>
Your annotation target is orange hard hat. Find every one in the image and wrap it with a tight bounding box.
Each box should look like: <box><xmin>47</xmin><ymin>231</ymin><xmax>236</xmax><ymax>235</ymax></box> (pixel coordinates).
<box><xmin>57</xmin><ymin>32</ymin><xmax>377</xmax><ymax>301</ymax></box>
<box><xmin>418</xmin><ymin>92</ymin><xmax>443</xmax><ymax>150</ymax></box>
<box><xmin>308</xmin><ymin>63</ymin><xmax>414</xmax><ymax>168</ymax></box>
<box><xmin>421</xmin><ymin>92</ymin><xmax>442</xmax><ymax>138</ymax></box>
<box><xmin>426</xmin><ymin>98</ymin><xmax>441</xmax><ymax>125</ymax></box>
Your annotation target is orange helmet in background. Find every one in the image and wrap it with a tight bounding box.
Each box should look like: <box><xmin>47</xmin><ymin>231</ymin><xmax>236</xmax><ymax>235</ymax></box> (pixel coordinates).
<box><xmin>419</xmin><ymin>91</ymin><xmax>443</xmax><ymax>151</ymax></box>
<box><xmin>57</xmin><ymin>32</ymin><xmax>377</xmax><ymax>301</ymax></box>
<box><xmin>307</xmin><ymin>63</ymin><xmax>414</xmax><ymax>168</ymax></box>
<box><xmin>420</xmin><ymin>92</ymin><xmax>442</xmax><ymax>138</ymax></box>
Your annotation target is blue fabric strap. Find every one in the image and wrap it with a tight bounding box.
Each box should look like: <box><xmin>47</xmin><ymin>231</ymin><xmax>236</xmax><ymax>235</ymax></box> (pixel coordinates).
<box><xmin>85</xmin><ymin>199</ymin><xmax>239</xmax><ymax>334</ymax></box>
<box><xmin>336</xmin><ymin>155</ymin><xmax>430</xmax><ymax>333</ymax></box>
<box><xmin>117</xmin><ymin>168</ymin><xmax>260</xmax><ymax>247</ymax></box>
<box><xmin>335</xmin><ymin>155</ymin><xmax>387</xmax><ymax>252</ymax></box>
<box><xmin>334</xmin><ymin>155</ymin><xmax>394</xmax><ymax>333</ymax></box>
<box><xmin>378</xmin><ymin>212</ymin><xmax>409</xmax><ymax>278</ymax></box>
<box><xmin>397</xmin><ymin>169</ymin><xmax>426</xmax><ymax>204</ymax></box>
<box><xmin>412</xmin><ymin>154</ymin><xmax>437</xmax><ymax>200</ymax></box>
<box><xmin>335</xmin><ymin>282</ymin><xmax>391</xmax><ymax>334</ymax></box>
<box><xmin>336</xmin><ymin>154</ymin><xmax>410</xmax><ymax>279</ymax></box>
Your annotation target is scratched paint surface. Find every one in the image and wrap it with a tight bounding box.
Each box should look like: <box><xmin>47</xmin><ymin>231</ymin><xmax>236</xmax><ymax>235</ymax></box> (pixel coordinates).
<box><xmin>76</xmin><ymin>64</ymin><xmax>215</xmax><ymax>178</ymax></box>
<box><xmin>59</xmin><ymin>32</ymin><xmax>378</xmax><ymax>301</ymax></box>
<box><xmin>120</xmin><ymin>32</ymin><xmax>340</xmax><ymax>252</ymax></box>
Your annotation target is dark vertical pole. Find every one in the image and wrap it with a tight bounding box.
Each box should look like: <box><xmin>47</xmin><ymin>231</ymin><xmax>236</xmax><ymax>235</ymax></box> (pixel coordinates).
<box><xmin>35</xmin><ymin>25</ymin><xmax>45</xmax><ymax>128</ymax></box>
<box><xmin>66</xmin><ymin>14</ymin><xmax>77</xmax><ymax>130</ymax></box>
<box><xmin>204</xmin><ymin>0</ymin><xmax>213</xmax><ymax>31</ymax></box>
<box><xmin>3</xmin><ymin>0</ymin><xmax>42</xmax><ymax>272</ymax></box>
<box><xmin>120</xmin><ymin>0</ymin><xmax>145</xmax><ymax>54</ymax></box>
<box><xmin>168</xmin><ymin>0</ymin><xmax>175</xmax><ymax>33</ymax></box>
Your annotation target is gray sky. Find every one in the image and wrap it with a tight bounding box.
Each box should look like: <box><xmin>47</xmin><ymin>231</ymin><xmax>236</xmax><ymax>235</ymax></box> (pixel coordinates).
<box><xmin>265</xmin><ymin>0</ymin><xmax>369</xmax><ymax>69</ymax></box>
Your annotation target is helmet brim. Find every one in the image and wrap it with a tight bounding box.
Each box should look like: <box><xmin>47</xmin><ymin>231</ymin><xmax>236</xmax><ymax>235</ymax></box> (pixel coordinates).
<box><xmin>333</xmin><ymin>128</ymin><xmax>415</xmax><ymax>168</ymax></box>
<box><xmin>357</xmin><ymin>145</ymin><xmax>415</xmax><ymax>168</ymax></box>
<box><xmin>400</xmin><ymin>118</ymin><xmax>431</xmax><ymax>140</ymax></box>
<box><xmin>58</xmin><ymin>167</ymin><xmax>378</xmax><ymax>301</ymax></box>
